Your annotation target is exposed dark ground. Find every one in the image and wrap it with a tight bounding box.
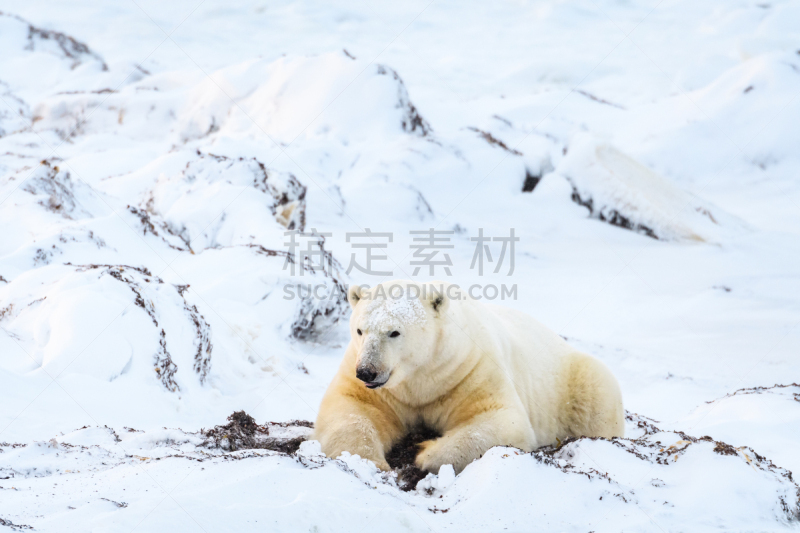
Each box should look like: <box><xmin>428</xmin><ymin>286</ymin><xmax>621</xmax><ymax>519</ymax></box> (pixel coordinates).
<box><xmin>386</xmin><ymin>424</ymin><xmax>442</xmax><ymax>491</ymax></box>
<box><xmin>203</xmin><ymin>412</ymin><xmax>441</xmax><ymax>490</ymax></box>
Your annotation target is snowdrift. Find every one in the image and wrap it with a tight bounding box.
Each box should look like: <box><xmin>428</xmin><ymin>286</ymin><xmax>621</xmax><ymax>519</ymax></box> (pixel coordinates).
<box><xmin>0</xmin><ymin>411</ymin><xmax>796</xmax><ymax>532</ymax></box>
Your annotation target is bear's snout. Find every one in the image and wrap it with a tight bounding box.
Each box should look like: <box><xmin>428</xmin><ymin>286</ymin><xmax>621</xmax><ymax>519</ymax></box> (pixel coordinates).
<box><xmin>355</xmin><ymin>363</ymin><xmax>388</xmax><ymax>389</ymax></box>
<box><xmin>356</xmin><ymin>367</ymin><xmax>378</xmax><ymax>383</ymax></box>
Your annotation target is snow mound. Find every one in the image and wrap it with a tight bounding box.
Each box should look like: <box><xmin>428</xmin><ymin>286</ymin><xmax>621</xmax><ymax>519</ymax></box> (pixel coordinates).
<box><xmin>558</xmin><ymin>133</ymin><xmax>740</xmax><ymax>241</ymax></box>
<box><xmin>1</xmin><ymin>412</ymin><xmax>797</xmax><ymax>532</ymax></box>
<box><xmin>0</xmin><ymin>11</ymin><xmax>108</xmax><ymax>111</ymax></box>
<box><xmin>0</xmin><ymin>12</ymin><xmax>107</xmax><ymax>71</ymax></box>
<box><xmin>0</xmin><ymin>80</ymin><xmax>30</xmax><ymax>138</ymax></box>
<box><xmin>145</xmin><ymin>150</ymin><xmax>307</xmax><ymax>251</ymax></box>
<box><xmin>418</xmin><ymin>412</ymin><xmax>800</xmax><ymax>529</ymax></box>
<box><xmin>179</xmin><ymin>54</ymin><xmax>431</xmax><ymax>144</ymax></box>
<box><xmin>680</xmin><ymin>383</ymin><xmax>800</xmax><ymax>475</ymax></box>
<box><xmin>19</xmin><ymin>160</ymin><xmax>103</xmax><ymax>220</ymax></box>
<box><xmin>639</xmin><ymin>52</ymin><xmax>800</xmax><ymax>181</ymax></box>
<box><xmin>0</xmin><ymin>247</ymin><xmax>347</xmax><ymax>393</ymax></box>
<box><xmin>0</xmin><ymin>263</ymin><xmax>210</xmax><ymax>391</ymax></box>
<box><xmin>27</xmin><ymin>52</ymin><xmax>432</xmax><ymax>149</ymax></box>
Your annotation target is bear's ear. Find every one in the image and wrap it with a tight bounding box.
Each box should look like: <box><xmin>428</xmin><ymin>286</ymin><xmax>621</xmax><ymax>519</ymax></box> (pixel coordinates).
<box><xmin>425</xmin><ymin>288</ymin><xmax>448</xmax><ymax>314</ymax></box>
<box><xmin>348</xmin><ymin>284</ymin><xmax>368</xmax><ymax>309</ymax></box>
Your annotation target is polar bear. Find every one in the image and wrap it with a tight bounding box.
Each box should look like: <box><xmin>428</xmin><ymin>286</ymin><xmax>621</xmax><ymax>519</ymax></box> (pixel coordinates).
<box><xmin>313</xmin><ymin>280</ymin><xmax>624</xmax><ymax>474</ymax></box>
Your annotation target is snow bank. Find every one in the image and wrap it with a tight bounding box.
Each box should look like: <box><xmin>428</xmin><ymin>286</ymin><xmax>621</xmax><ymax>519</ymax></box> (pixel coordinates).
<box><xmin>1</xmin><ymin>412</ymin><xmax>797</xmax><ymax>532</ymax></box>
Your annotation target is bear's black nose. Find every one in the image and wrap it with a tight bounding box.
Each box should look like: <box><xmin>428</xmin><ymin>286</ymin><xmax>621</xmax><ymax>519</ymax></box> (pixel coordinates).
<box><xmin>356</xmin><ymin>367</ymin><xmax>378</xmax><ymax>383</ymax></box>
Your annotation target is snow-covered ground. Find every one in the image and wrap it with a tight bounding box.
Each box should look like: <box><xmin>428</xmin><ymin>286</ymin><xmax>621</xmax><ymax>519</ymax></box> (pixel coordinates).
<box><xmin>1</xmin><ymin>1</ymin><xmax>799</xmax><ymax>531</ymax></box>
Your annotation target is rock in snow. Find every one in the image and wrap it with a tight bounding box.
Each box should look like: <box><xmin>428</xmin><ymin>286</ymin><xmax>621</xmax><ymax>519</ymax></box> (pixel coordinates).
<box><xmin>558</xmin><ymin>133</ymin><xmax>742</xmax><ymax>242</ymax></box>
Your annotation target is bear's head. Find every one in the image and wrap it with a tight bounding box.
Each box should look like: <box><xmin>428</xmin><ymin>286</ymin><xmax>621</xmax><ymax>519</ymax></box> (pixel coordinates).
<box><xmin>347</xmin><ymin>280</ymin><xmax>454</xmax><ymax>391</ymax></box>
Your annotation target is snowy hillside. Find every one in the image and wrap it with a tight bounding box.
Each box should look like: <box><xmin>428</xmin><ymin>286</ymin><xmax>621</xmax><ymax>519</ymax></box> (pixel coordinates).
<box><xmin>1</xmin><ymin>1</ymin><xmax>799</xmax><ymax>531</ymax></box>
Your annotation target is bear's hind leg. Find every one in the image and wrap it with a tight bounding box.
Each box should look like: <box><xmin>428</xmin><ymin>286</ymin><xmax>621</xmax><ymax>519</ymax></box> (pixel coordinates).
<box><xmin>561</xmin><ymin>352</ymin><xmax>624</xmax><ymax>439</ymax></box>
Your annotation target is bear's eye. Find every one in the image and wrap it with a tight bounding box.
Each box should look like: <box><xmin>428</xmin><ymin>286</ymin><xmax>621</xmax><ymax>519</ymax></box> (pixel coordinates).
<box><xmin>389</xmin><ymin>331</ymin><xmax>400</xmax><ymax>338</ymax></box>
<box><xmin>357</xmin><ymin>329</ymin><xmax>362</xmax><ymax>336</ymax></box>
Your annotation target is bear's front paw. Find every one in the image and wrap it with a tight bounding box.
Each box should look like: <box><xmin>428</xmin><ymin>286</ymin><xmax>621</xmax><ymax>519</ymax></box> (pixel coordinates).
<box><xmin>414</xmin><ymin>439</ymin><xmax>444</xmax><ymax>473</ymax></box>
